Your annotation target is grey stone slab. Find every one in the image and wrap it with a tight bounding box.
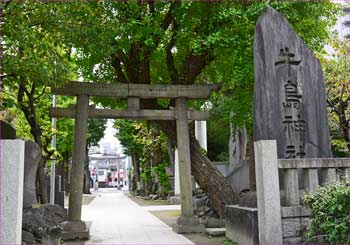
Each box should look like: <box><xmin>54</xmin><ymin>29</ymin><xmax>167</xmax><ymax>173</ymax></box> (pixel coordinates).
<box><xmin>282</xmin><ymin>217</ymin><xmax>309</xmax><ymax>238</ymax></box>
<box><xmin>169</xmin><ymin>195</ymin><xmax>181</xmax><ymax>205</ymax></box>
<box><xmin>174</xmin><ymin>215</ymin><xmax>205</xmax><ymax>234</ymax></box>
<box><xmin>205</xmin><ymin>228</ymin><xmax>225</xmax><ymax>237</ymax></box>
<box><xmin>225</xmin><ymin>205</ymin><xmax>259</xmax><ymax>245</ymax></box>
<box><xmin>278</xmin><ymin>158</ymin><xmax>350</xmax><ymax>169</ymax></box>
<box><xmin>283</xmin><ymin>236</ymin><xmax>303</xmax><ymax>244</ymax></box>
<box><xmin>253</xmin><ymin>7</ymin><xmax>332</xmax><ymax>159</ymax></box>
<box><xmin>281</xmin><ymin>206</ymin><xmax>310</xmax><ymax>218</ymax></box>
<box><xmin>284</xmin><ymin>168</ymin><xmax>300</xmax><ymax>206</ymax></box>
<box><xmin>23</xmin><ymin>141</ymin><xmax>41</xmax><ymax>208</ymax></box>
<box><xmin>0</xmin><ymin>140</ymin><xmax>25</xmax><ymax>244</ymax></box>
<box><xmin>61</xmin><ymin>220</ymin><xmax>89</xmax><ymax>241</ymax></box>
<box><xmin>304</xmin><ymin>168</ymin><xmax>319</xmax><ymax>193</ymax></box>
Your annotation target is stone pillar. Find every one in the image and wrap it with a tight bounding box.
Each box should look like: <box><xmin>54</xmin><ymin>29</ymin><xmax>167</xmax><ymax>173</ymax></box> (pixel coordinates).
<box><xmin>175</xmin><ymin>98</ymin><xmax>204</xmax><ymax>233</ymax></box>
<box><xmin>62</xmin><ymin>95</ymin><xmax>89</xmax><ymax>240</ymax></box>
<box><xmin>254</xmin><ymin>140</ymin><xmax>283</xmax><ymax>244</ymax></box>
<box><xmin>174</xmin><ymin>149</ymin><xmax>180</xmax><ymax>195</ymax></box>
<box><xmin>0</xmin><ymin>140</ymin><xmax>25</xmax><ymax>244</ymax></box>
<box><xmin>195</xmin><ymin>120</ymin><xmax>207</xmax><ymax>151</ymax></box>
<box><xmin>23</xmin><ymin>141</ymin><xmax>41</xmax><ymax>208</ymax></box>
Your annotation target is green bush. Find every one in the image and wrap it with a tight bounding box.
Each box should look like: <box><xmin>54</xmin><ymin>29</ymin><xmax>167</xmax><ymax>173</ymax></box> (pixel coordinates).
<box><xmin>303</xmin><ymin>182</ymin><xmax>350</xmax><ymax>244</ymax></box>
<box><xmin>152</xmin><ymin>162</ymin><xmax>170</xmax><ymax>194</ymax></box>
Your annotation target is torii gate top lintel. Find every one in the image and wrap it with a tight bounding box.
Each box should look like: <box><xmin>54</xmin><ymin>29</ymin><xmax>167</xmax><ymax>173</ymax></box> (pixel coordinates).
<box><xmin>52</xmin><ymin>81</ymin><xmax>222</xmax><ymax>99</ymax></box>
<box><xmin>50</xmin><ymin>82</ymin><xmax>221</xmax><ymax>121</ymax></box>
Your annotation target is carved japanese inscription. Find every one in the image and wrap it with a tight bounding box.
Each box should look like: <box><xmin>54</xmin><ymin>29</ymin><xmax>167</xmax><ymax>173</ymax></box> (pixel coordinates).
<box><xmin>275</xmin><ymin>48</ymin><xmax>305</xmax><ymax>158</ymax></box>
<box><xmin>253</xmin><ymin>7</ymin><xmax>332</xmax><ymax>159</ymax></box>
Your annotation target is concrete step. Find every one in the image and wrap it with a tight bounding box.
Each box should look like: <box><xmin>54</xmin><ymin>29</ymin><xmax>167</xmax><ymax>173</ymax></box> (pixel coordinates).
<box><xmin>205</xmin><ymin>228</ymin><xmax>226</xmax><ymax>237</ymax></box>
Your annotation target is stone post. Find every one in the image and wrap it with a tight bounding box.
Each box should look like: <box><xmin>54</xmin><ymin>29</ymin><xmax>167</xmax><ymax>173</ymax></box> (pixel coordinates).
<box><xmin>62</xmin><ymin>95</ymin><xmax>89</xmax><ymax>240</ymax></box>
<box><xmin>254</xmin><ymin>140</ymin><xmax>283</xmax><ymax>244</ymax></box>
<box><xmin>175</xmin><ymin>98</ymin><xmax>204</xmax><ymax>233</ymax></box>
<box><xmin>0</xmin><ymin>140</ymin><xmax>25</xmax><ymax>244</ymax></box>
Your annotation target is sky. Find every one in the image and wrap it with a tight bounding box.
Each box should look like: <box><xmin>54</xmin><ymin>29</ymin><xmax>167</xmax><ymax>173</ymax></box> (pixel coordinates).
<box><xmin>98</xmin><ymin>119</ymin><xmax>124</xmax><ymax>156</ymax></box>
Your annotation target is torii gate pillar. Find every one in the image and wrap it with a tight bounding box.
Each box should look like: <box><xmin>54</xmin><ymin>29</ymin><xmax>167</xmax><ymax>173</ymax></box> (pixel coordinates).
<box><xmin>61</xmin><ymin>95</ymin><xmax>90</xmax><ymax>240</ymax></box>
<box><xmin>175</xmin><ymin>98</ymin><xmax>204</xmax><ymax>233</ymax></box>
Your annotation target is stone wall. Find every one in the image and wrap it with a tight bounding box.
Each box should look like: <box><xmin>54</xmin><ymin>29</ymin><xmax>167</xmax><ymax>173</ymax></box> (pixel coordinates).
<box><xmin>281</xmin><ymin>206</ymin><xmax>310</xmax><ymax>244</ymax></box>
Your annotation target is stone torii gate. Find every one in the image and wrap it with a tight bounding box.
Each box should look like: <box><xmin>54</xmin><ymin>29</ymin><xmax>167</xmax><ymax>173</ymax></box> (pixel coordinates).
<box><xmin>50</xmin><ymin>82</ymin><xmax>220</xmax><ymax>239</ymax></box>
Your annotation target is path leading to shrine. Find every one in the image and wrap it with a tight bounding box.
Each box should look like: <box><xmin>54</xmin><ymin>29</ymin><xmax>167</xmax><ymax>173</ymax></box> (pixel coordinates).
<box><xmin>81</xmin><ymin>188</ymin><xmax>193</xmax><ymax>244</ymax></box>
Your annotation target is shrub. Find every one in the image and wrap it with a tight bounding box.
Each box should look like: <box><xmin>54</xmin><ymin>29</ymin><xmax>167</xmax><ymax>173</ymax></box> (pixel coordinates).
<box><xmin>303</xmin><ymin>182</ymin><xmax>350</xmax><ymax>244</ymax></box>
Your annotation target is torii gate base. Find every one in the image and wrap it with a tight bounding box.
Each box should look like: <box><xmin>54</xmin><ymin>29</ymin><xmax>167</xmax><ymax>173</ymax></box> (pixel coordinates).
<box><xmin>50</xmin><ymin>82</ymin><xmax>220</xmax><ymax>239</ymax></box>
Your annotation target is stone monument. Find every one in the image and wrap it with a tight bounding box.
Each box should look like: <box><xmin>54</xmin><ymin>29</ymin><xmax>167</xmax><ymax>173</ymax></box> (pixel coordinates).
<box><xmin>23</xmin><ymin>140</ymin><xmax>42</xmax><ymax>208</ymax></box>
<box><xmin>253</xmin><ymin>7</ymin><xmax>332</xmax><ymax>159</ymax></box>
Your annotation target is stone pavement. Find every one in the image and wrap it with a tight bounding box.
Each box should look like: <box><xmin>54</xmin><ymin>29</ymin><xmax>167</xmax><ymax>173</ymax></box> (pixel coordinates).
<box><xmin>80</xmin><ymin>188</ymin><xmax>194</xmax><ymax>244</ymax></box>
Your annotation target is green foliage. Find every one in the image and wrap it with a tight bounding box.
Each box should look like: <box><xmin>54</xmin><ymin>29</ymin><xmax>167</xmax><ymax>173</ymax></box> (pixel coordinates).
<box><xmin>115</xmin><ymin>120</ymin><xmax>143</xmax><ymax>156</ymax></box>
<box><xmin>207</xmin><ymin>111</ymin><xmax>230</xmax><ymax>161</ymax></box>
<box><xmin>322</xmin><ymin>38</ymin><xmax>350</xmax><ymax>156</ymax></box>
<box><xmin>141</xmin><ymin>164</ymin><xmax>152</xmax><ymax>182</ymax></box>
<box><xmin>152</xmin><ymin>162</ymin><xmax>170</xmax><ymax>193</ymax></box>
<box><xmin>303</xmin><ymin>182</ymin><xmax>350</xmax><ymax>244</ymax></box>
<box><xmin>37</xmin><ymin>1</ymin><xmax>339</xmax><ymax>131</ymax></box>
<box><xmin>87</xmin><ymin>118</ymin><xmax>107</xmax><ymax>147</ymax></box>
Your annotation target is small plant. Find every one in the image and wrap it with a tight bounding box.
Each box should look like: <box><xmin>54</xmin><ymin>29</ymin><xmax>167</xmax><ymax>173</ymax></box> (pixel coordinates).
<box><xmin>303</xmin><ymin>182</ymin><xmax>350</xmax><ymax>244</ymax></box>
<box><xmin>223</xmin><ymin>238</ymin><xmax>237</xmax><ymax>245</ymax></box>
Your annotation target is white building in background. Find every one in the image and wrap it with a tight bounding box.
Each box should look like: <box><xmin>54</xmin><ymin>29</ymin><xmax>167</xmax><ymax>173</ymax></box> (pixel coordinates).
<box><xmin>333</xmin><ymin>1</ymin><xmax>350</xmax><ymax>40</ymax></box>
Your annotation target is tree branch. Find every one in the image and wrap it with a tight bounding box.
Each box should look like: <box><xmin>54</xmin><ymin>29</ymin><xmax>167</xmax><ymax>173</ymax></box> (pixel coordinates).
<box><xmin>177</xmin><ymin>51</ymin><xmax>212</xmax><ymax>85</ymax></box>
<box><xmin>33</xmin><ymin>86</ymin><xmax>47</xmax><ymax>101</ymax></box>
<box><xmin>166</xmin><ymin>28</ymin><xmax>178</xmax><ymax>83</ymax></box>
<box><xmin>111</xmin><ymin>53</ymin><xmax>129</xmax><ymax>83</ymax></box>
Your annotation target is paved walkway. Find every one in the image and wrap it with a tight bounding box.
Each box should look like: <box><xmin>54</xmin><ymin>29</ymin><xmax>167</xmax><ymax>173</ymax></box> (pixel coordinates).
<box><xmin>81</xmin><ymin>188</ymin><xmax>193</xmax><ymax>244</ymax></box>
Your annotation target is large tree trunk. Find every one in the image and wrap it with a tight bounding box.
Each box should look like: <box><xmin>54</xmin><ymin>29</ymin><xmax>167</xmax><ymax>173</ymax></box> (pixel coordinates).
<box><xmin>132</xmin><ymin>154</ymin><xmax>140</xmax><ymax>190</ymax></box>
<box><xmin>248</xmin><ymin>134</ymin><xmax>256</xmax><ymax>191</ymax></box>
<box><xmin>36</xmin><ymin>159</ymin><xmax>48</xmax><ymax>203</ymax></box>
<box><xmin>142</xmin><ymin>157</ymin><xmax>152</xmax><ymax>196</ymax></box>
<box><xmin>18</xmin><ymin>81</ymin><xmax>50</xmax><ymax>204</ymax></box>
<box><xmin>166</xmin><ymin>137</ymin><xmax>175</xmax><ymax>176</ymax></box>
<box><xmin>158</xmin><ymin>120</ymin><xmax>239</xmax><ymax>218</ymax></box>
<box><xmin>83</xmin><ymin>167</ymin><xmax>91</xmax><ymax>194</ymax></box>
<box><xmin>83</xmin><ymin>148</ymin><xmax>91</xmax><ymax>194</ymax></box>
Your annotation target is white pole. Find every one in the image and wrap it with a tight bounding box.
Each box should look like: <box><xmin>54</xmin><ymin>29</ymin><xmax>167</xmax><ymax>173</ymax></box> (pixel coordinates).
<box><xmin>174</xmin><ymin>149</ymin><xmax>180</xmax><ymax>195</ymax></box>
<box><xmin>50</xmin><ymin>95</ymin><xmax>57</xmax><ymax>204</ymax></box>
<box><xmin>195</xmin><ymin>120</ymin><xmax>207</xmax><ymax>151</ymax></box>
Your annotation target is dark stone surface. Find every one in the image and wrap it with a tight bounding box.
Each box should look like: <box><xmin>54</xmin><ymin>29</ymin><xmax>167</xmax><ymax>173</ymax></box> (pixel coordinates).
<box><xmin>0</xmin><ymin>120</ymin><xmax>16</xmax><ymax>139</ymax></box>
<box><xmin>253</xmin><ymin>7</ymin><xmax>332</xmax><ymax>159</ymax></box>
<box><xmin>225</xmin><ymin>205</ymin><xmax>259</xmax><ymax>245</ymax></box>
<box><xmin>22</xmin><ymin>230</ymin><xmax>35</xmax><ymax>244</ymax></box>
<box><xmin>22</xmin><ymin>204</ymin><xmax>67</xmax><ymax>244</ymax></box>
<box><xmin>23</xmin><ymin>141</ymin><xmax>41</xmax><ymax>208</ymax></box>
<box><xmin>282</xmin><ymin>217</ymin><xmax>308</xmax><ymax>239</ymax></box>
<box><xmin>238</xmin><ymin>191</ymin><xmax>257</xmax><ymax>208</ymax></box>
<box><xmin>55</xmin><ymin>175</ymin><xmax>65</xmax><ymax>208</ymax></box>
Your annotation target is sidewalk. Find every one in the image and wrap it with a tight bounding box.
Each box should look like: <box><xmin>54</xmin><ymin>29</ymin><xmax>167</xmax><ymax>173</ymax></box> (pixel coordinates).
<box><xmin>81</xmin><ymin>188</ymin><xmax>194</xmax><ymax>244</ymax></box>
